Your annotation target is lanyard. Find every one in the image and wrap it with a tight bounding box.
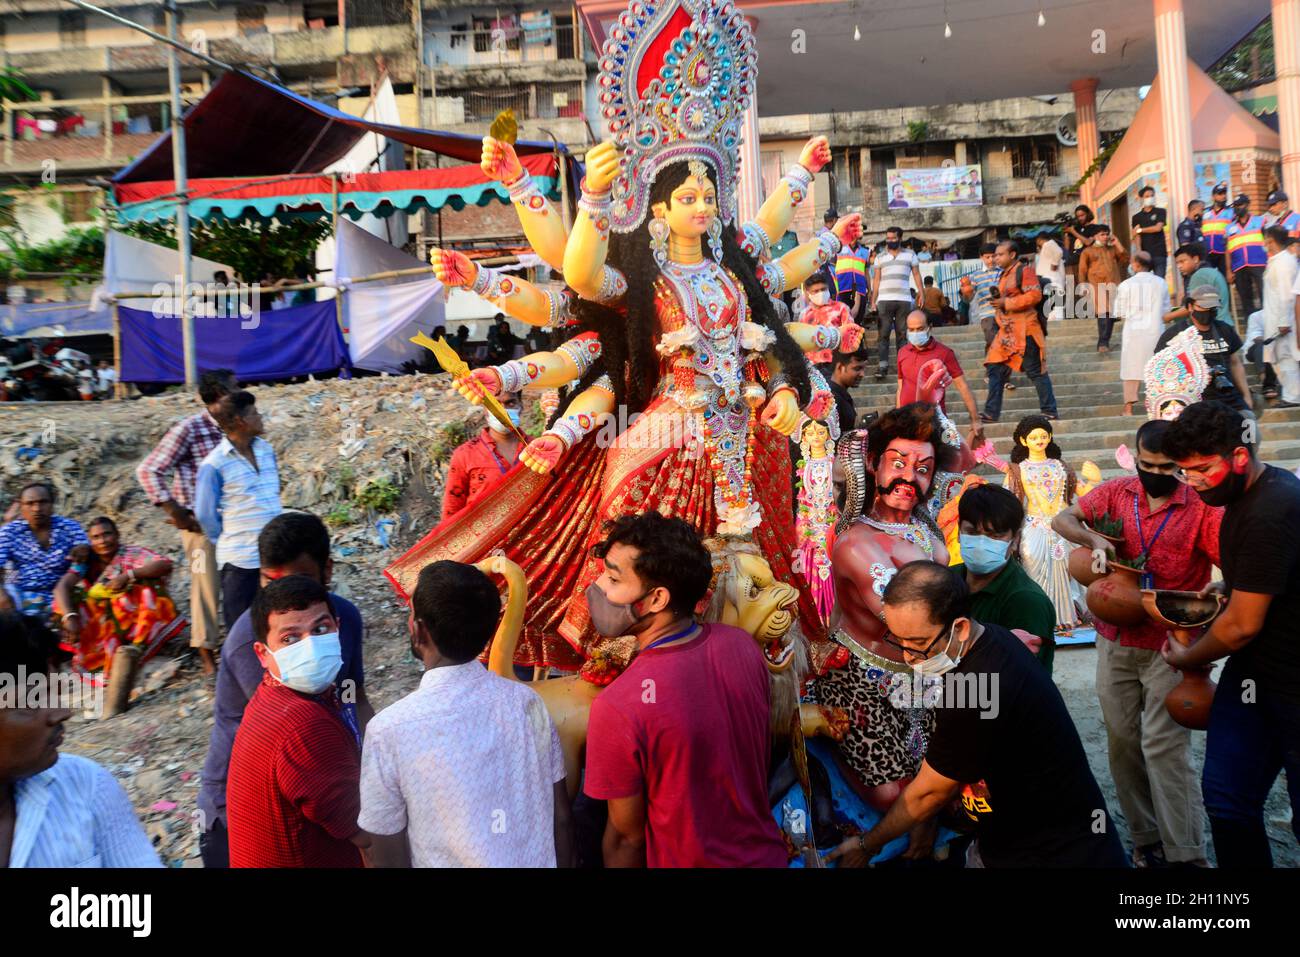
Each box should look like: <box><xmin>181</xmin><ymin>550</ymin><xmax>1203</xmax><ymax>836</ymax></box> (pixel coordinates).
<box><xmin>1132</xmin><ymin>493</ymin><xmax>1174</xmax><ymax>557</ymax></box>
<box><xmin>644</xmin><ymin>622</ymin><xmax>699</xmax><ymax>652</ymax></box>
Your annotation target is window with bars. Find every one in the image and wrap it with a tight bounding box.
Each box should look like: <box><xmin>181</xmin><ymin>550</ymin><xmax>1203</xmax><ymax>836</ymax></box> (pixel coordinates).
<box><xmin>473</xmin><ymin>15</ymin><xmax>523</xmax><ymax>53</ymax></box>
<box><xmin>59</xmin><ymin>11</ymin><xmax>86</xmax><ymax>48</ymax></box>
<box><xmin>1010</xmin><ymin>138</ymin><xmax>1059</xmax><ymax>179</ymax></box>
<box><xmin>236</xmin><ymin>5</ymin><xmax>268</xmax><ymax>36</ymax></box>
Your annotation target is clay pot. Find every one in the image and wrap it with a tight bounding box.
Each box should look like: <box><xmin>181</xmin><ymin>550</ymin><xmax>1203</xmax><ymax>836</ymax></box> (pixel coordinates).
<box><xmin>1139</xmin><ymin>589</ymin><xmax>1225</xmax><ymax>731</ymax></box>
<box><xmin>1164</xmin><ymin>667</ymin><xmax>1216</xmax><ymax>730</ymax></box>
<box><xmin>1068</xmin><ymin>545</ymin><xmax>1106</xmax><ymax>586</ymax></box>
<box><xmin>1085</xmin><ymin>563</ymin><xmax>1148</xmax><ymax>627</ymax></box>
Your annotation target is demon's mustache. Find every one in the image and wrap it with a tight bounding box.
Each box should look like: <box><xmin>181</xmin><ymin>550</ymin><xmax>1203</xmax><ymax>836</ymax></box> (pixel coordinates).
<box><xmin>881</xmin><ymin>478</ymin><xmax>924</xmax><ymax>499</ymax></box>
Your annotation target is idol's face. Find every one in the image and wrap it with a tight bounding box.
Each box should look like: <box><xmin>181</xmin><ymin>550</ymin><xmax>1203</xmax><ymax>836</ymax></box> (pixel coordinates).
<box><xmin>804</xmin><ymin>420</ymin><xmax>830</xmax><ymax>456</ymax></box>
<box><xmin>653</xmin><ymin>173</ymin><xmax>718</xmax><ymax>241</ymax></box>
<box><xmin>1021</xmin><ymin>427</ymin><xmax>1052</xmax><ymax>456</ymax></box>
<box><xmin>875</xmin><ymin>438</ymin><xmax>935</xmax><ymax>512</ymax></box>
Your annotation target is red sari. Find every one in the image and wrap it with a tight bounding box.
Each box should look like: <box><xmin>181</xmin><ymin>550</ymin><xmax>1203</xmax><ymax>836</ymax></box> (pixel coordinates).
<box><xmin>386</xmin><ymin>270</ymin><xmax>826</xmax><ymax>671</ymax></box>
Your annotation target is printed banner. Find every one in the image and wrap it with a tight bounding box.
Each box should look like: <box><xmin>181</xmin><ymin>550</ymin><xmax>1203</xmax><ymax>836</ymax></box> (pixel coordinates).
<box><xmin>886</xmin><ymin>165</ymin><xmax>983</xmax><ymax>209</ymax></box>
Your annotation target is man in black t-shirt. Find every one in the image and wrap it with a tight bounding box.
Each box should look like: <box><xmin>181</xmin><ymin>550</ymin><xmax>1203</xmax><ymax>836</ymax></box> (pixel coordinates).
<box><xmin>1155</xmin><ymin>287</ymin><xmax>1253</xmax><ymax>414</ymax></box>
<box><xmin>828</xmin><ymin>561</ymin><xmax>1126</xmax><ymax>868</ymax></box>
<box><xmin>1163</xmin><ymin>402</ymin><xmax>1300</xmax><ymax>868</ymax></box>
<box><xmin>1063</xmin><ymin>204</ymin><xmax>1102</xmax><ymax>271</ymax></box>
<box><xmin>1132</xmin><ymin>186</ymin><xmax>1170</xmax><ymax>278</ymax></box>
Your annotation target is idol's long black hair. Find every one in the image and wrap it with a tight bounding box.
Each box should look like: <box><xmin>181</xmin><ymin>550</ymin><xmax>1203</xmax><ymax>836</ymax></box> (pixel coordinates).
<box><xmin>1010</xmin><ymin>414</ymin><xmax>1063</xmax><ymax>464</ymax></box>
<box><xmin>555</xmin><ymin>160</ymin><xmax>810</xmax><ymax>420</ymax></box>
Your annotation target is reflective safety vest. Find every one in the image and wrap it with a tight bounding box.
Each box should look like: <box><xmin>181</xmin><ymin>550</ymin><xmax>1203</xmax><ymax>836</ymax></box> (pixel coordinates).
<box><xmin>835</xmin><ymin>247</ymin><xmax>869</xmax><ymax>294</ymax></box>
<box><xmin>1226</xmin><ymin>215</ymin><xmax>1268</xmax><ymax>273</ymax></box>
<box><xmin>1266</xmin><ymin>209</ymin><xmax>1300</xmax><ymax>240</ymax></box>
<box><xmin>1201</xmin><ymin>205</ymin><xmax>1234</xmax><ymax>254</ymax></box>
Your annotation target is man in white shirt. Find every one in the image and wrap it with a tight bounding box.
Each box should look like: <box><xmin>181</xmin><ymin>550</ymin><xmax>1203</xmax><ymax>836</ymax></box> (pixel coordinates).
<box><xmin>1262</xmin><ymin>226</ymin><xmax>1300</xmax><ymax>406</ymax></box>
<box><xmin>0</xmin><ymin>611</ymin><xmax>160</xmax><ymax>868</ymax></box>
<box><xmin>359</xmin><ymin>558</ymin><xmax>572</xmax><ymax>867</ymax></box>
<box><xmin>1115</xmin><ymin>251</ymin><xmax>1172</xmax><ymax>416</ymax></box>
<box><xmin>1035</xmin><ymin>233</ymin><xmax>1066</xmax><ymax>319</ymax></box>
<box><xmin>870</xmin><ymin>225</ymin><xmax>924</xmax><ymax>381</ymax></box>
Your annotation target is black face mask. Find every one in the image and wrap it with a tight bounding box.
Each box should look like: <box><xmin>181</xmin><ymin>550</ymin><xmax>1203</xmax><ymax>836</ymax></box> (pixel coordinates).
<box><xmin>1196</xmin><ymin>467</ymin><xmax>1248</xmax><ymax>507</ymax></box>
<box><xmin>887</xmin><ymin>240</ymin><xmax>900</xmax><ymax>250</ymax></box>
<box><xmin>1137</xmin><ymin>467</ymin><xmax>1179</xmax><ymax>498</ymax></box>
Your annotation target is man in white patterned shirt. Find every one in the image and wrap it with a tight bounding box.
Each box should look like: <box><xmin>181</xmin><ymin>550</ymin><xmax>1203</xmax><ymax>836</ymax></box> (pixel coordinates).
<box><xmin>359</xmin><ymin>559</ymin><xmax>572</xmax><ymax>867</ymax></box>
<box><xmin>0</xmin><ymin>611</ymin><xmax>159</xmax><ymax>867</ymax></box>
<box><xmin>136</xmin><ymin>368</ymin><xmax>235</xmax><ymax>673</ymax></box>
<box><xmin>195</xmin><ymin>391</ymin><xmax>283</xmax><ymax>639</ymax></box>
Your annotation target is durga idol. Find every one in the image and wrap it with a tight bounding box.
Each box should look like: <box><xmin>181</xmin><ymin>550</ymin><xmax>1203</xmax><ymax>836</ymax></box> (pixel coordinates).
<box><xmin>387</xmin><ymin>0</ymin><xmax>865</xmax><ymax>682</ymax></box>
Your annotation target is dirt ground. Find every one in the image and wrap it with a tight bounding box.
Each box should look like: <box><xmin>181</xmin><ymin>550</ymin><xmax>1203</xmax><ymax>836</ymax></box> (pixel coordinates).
<box><xmin>2</xmin><ymin>387</ymin><xmax>1295</xmax><ymax>867</ymax></box>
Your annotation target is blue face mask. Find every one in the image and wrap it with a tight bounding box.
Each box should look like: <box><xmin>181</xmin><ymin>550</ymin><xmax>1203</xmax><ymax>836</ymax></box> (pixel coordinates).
<box><xmin>907</xmin><ymin>331</ymin><xmax>930</xmax><ymax>347</ymax></box>
<box><xmin>271</xmin><ymin>632</ymin><xmax>343</xmax><ymax>695</ymax></box>
<box><xmin>959</xmin><ymin>534</ymin><xmax>1012</xmax><ymax>575</ymax></box>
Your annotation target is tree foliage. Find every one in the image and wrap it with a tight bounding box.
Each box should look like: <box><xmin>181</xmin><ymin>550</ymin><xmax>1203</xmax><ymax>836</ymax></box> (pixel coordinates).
<box><xmin>120</xmin><ymin>217</ymin><xmax>333</xmax><ymax>283</ymax></box>
<box><xmin>1209</xmin><ymin>18</ymin><xmax>1273</xmax><ymax>93</ymax></box>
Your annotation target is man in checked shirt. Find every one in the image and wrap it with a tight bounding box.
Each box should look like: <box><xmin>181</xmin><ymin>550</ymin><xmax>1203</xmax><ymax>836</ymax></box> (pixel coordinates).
<box><xmin>135</xmin><ymin>369</ymin><xmax>236</xmax><ymax>674</ymax></box>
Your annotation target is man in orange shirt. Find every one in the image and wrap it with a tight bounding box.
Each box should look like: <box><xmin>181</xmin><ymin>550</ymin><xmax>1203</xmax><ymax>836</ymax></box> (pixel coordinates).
<box><xmin>440</xmin><ymin>392</ymin><xmax>523</xmax><ymax>525</ymax></box>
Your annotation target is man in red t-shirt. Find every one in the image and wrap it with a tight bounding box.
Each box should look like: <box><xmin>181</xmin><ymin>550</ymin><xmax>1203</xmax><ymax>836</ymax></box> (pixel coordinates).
<box><xmin>896</xmin><ymin>310</ymin><xmax>983</xmax><ymax>446</ymax></box>
<box><xmin>227</xmin><ymin>575</ymin><xmax>366</xmax><ymax>868</ymax></box>
<box><xmin>582</xmin><ymin>513</ymin><xmax>786</xmax><ymax>868</ymax></box>
<box><xmin>439</xmin><ymin>391</ymin><xmax>523</xmax><ymax>525</ymax></box>
<box><xmin>1052</xmin><ymin>419</ymin><xmax>1221</xmax><ymax>868</ymax></box>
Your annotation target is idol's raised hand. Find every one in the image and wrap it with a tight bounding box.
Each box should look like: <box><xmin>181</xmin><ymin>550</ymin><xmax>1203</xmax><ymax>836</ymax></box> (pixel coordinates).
<box><xmin>584</xmin><ymin>140</ymin><xmax>622</xmax><ymax>193</ymax></box>
<box><xmin>832</xmin><ymin>213</ymin><xmax>864</xmax><ymax>248</ymax></box>
<box><xmin>430</xmin><ymin>248</ymin><xmax>477</xmax><ymax>288</ymax></box>
<box><xmin>799</xmin><ymin>135</ymin><xmax>832</xmax><ymax>175</ymax></box>
<box><xmin>452</xmin><ymin>368</ymin><xmax>503</xmax><ymax>405</ymax></box>
<box><xmin>761</xmin><ymin>388</ymin><xmax>802</xmax><ymax>437</ymax></box>
<box><xmin>481</xmin><ymin>136</ymin><xmax>524</xmax><ymax>185</ymax></box>
<box><xmin>840</xmin><ymin>324</ymin><xmax>866</xmax><ymax>353</ymax></box>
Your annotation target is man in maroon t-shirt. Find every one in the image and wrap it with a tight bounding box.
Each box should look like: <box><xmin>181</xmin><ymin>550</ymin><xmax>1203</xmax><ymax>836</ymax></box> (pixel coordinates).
<box><xmin>896</xmin><ymin>310</ymin><xmax>983</xmax><ymax>446</ymax></box>
<box><xmin>582</xmin><ymin>513</ymin><xmax>786</xmax><ymax>868</ymax></box>
<box><xmin>227</xmin><ymin>575</ymin><xmax>366</xmax><ymax>868</ymax></box>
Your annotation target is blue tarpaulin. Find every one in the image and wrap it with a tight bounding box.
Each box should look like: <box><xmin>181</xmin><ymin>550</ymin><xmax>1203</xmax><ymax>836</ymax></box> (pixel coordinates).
<box><xmin>0</xmin><ymin>301</ymin><xmax>110</xmax><ymax>338</ymax></box>
<box><xmin>119</xmin><ymin>301</ymin><xmax>350</xmax><ymax>383</ymax></box>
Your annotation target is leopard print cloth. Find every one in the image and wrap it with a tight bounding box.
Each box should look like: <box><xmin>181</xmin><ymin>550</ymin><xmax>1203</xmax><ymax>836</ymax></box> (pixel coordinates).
<box><xmin>806</xmin><ymin>634</ymin><xmax>939</xmax><ymax>789</ymax></box>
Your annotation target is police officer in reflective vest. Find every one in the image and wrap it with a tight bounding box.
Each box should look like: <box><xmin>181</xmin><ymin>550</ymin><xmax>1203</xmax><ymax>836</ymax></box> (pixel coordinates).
<box><xmin>1201</xmin><ymin>183</ymin><xmax>1234</xmax><ymax>276</ymax></box>
<box><xmin>1226</xmin><ymin>193</ymin><xmax>1268</xmax><ymax>320</ymax></box>
<box><xmin>1264</xmin><ymin>189</ymin><xmax>1300</xmax><ymax>241</ymax></box>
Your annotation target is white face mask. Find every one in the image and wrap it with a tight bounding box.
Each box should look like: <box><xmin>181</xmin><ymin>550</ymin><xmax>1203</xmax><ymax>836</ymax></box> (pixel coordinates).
<box><xmin>909</xmin><ymin>622</ymin><xmax>964</xmax><ymax>677</ymax></box>
<box><xmin>487</xmin><ymin>408</ymin><xmax>522</xmax><ymax>433</ymax></box>
<box><xmin>1142</xmin><ymin>196</ymin><xmax>1155</xmax><ymax>208</ymax></box>
<box><xmin>271</xmin><ymin>632</ymin><xmax>343</xmax><ymax>694</ymax></box>
<box><xmin>809</xmin><ymin>290</ymin><xmax>830</xmax><ymax>306</ymax></box>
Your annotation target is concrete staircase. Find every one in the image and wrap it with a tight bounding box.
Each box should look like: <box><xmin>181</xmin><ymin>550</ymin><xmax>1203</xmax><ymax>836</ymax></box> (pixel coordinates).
<box><xmin>849</xmin><ymin>318</ymin><xmax>1300</xmax><ymax>478</ymax></box>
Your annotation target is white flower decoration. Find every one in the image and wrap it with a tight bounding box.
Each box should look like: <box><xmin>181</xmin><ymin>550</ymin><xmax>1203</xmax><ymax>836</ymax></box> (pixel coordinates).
<box><xmin>717</xmin><ymin>501</ymin><xmax>764</xmax><ymax>537</ymax></box>
<box><xmin>739</xmin><ymin>322</ymin><xmax>775</xmax><ymax>352</ymax></box>
<box><xmin>656</xmin><ymin>325</ymin><xmax>700</xmax><ymax>356</ymax></box>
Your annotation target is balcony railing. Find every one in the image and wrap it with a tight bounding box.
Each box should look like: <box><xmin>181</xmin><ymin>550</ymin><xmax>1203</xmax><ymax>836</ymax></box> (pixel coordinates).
<box><xmin>430</xmin><ymin>80</ymin><xmax>585</xmax><ymax>126</ymax></box>
<box><xmin>1</xmin><ymin>93</ymin><xmax>201</xmax><ymax>167</ymax></box>
<box><xmin>425</xmin><ymin>23</ymin><xmax>579</xmax><ymax>68</ymax></box>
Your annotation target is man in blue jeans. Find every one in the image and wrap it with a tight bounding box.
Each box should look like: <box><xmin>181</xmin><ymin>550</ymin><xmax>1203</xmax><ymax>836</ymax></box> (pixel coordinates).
<box><xmin>1162</xmin><ymin>400</ymin><xmax>1300</xmax><ymax>867</ymax></box>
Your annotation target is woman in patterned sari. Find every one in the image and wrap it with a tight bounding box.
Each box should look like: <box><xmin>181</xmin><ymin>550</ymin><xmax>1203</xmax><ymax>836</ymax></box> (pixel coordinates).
<box><xmin>53</xmin><ymin>517</ymin><xmax>183</xmax><ymax>679</ymax></box>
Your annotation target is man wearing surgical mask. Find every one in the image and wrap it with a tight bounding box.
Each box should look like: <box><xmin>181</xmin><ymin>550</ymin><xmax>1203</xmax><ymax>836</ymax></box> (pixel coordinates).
<box><xmin>439</xmin><ymin>391</ymin><xmax>524</xmax><ymax>525</ymax></box>
<box><xmin>1054</xmin><ymin>418</ymin><xmax>1222</xmax><ymax>868</ymax></box>
<box><xmin>828</xmin><ymin>561</ymin><xmax>1125</xmax><ymax>868</ymax></box>
<box><xmin>1161</xmin><ymin>401</ymin><xmax>1300</xmax><ymax>868</ymax></box>
<box><xmin>226</xmin><ymin>576</ymin><xmax>367</xmax><ymax>868</ymax></box>
<box><xmin>799</xmin><ymin>274</ymin><xmax>853</xmax><ymax>365</ymax></box>
<box><xmin>582</xmin><ymin>512</ymin><xmax>786</xmax><ymax>868</ymax></box>
<box><xmin>949</xmin><ymin>484</ymin><xmax>1055</xmax><ymax>672</ymax></box>
<box><xmin>895</xmin><ymin>310</ymin><xmax>983</xmax><ymax>446</ymax></box>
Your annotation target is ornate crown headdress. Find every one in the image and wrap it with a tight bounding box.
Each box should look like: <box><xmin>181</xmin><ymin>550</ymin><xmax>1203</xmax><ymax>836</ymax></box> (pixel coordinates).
<box><xmin>597</xmin><ymin>0</ymin><xmax>757</xmax><ymax>232</ymax></box>
<box><xmin>1144</xmin><ymin>326</ymin><xmax>1211</xmax><ymax>420</ymax></box>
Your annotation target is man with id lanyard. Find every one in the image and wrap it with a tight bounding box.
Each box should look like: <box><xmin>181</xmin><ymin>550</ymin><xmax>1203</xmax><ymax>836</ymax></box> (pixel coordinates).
<box><xmin>1052</xmin><ymin>419</ymin><xmax>1223</xmax><ymax>868</ymax></box>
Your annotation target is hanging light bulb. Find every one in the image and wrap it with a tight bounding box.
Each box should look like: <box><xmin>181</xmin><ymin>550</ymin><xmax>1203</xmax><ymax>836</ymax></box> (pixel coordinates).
<box><xmin>1037</xmin><ymin>9</ymin><xmax>1046</xmax><ymax>27</ymax></box>
<box><xmin>854</xmin><ymin>24</ymin><xmax>861</xmax><ymax>41</ymax></box>
<box><xmin>944</xmin><ymin>21</ymin><xmax>952</xmax><ymax>38</ymax></box>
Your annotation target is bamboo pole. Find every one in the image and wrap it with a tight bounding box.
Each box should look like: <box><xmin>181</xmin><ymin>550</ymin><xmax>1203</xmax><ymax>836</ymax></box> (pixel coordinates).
<box><xmin>112</xmin><ymin>301</ymin><xmax>124</xmax><ymax>399</ymax></box>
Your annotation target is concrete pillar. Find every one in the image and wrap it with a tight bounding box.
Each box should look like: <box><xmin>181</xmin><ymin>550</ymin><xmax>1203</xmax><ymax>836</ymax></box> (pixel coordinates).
<box><xmin>1071</xmin><ymin>77</ymin><xmax>1100</xmax><ymax>210</ymax></box>
<box><xmin>954</xmin><ymin>141</ymin><xmax>968</xmax><ymax>166</ymax></box>
<box><xmin>736</xmin><ymin>94</ymin><xmax>763</xmax><ymax>223</ymax></box>
<box><xmin>1275</xmin><ymin>0</ymin><xmax>1300</xmax><ymax>199</ymax></box>
<box><xmin>1154</xmin><ymin>0</ymin><xmax>1195</xmax><ymax>236</ymax></box>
